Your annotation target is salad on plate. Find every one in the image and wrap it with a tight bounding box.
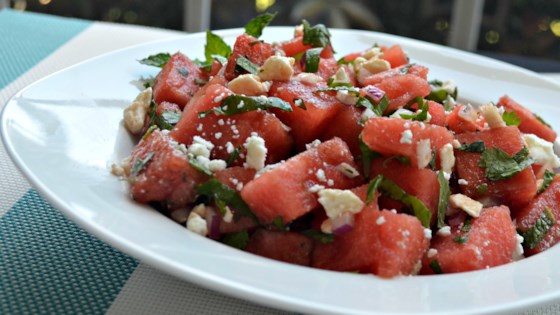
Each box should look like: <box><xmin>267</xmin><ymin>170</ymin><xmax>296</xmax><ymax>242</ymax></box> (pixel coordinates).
<box><xmin>112</xmin><ymin>13</ymin><xmax>560</xmax><ymax>278</ymax></box>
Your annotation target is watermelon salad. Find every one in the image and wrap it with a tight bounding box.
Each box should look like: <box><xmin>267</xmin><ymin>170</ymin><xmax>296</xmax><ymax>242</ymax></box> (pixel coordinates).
<box><xmin>113</xmin><ymin>13</ymin><xmax>560</xmax><ymax>278</ymax></box>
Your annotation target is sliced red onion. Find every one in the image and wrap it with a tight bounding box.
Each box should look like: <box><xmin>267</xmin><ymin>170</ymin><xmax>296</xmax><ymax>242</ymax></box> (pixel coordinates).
<box><xmin>447</xmin><ymin>211</ymin><xmax>466</xmax><ymax>227</ymax></box>
<box><xmin>205</xmin><ymin>207</ymin><xmax>221</xmax><ymax>240</ymax></box>
<box><xmin>362</xmin><ymin>85</ymin><xmax>385</xmax><ymax>103</ymax></box>
<box><xmin>331</xmin><ymin>212</ymin><xmax>355</xmax><ymax>235</ymax></box>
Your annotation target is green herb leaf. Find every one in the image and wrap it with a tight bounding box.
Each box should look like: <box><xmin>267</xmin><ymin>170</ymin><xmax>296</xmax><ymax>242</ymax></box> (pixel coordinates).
<box><xmin>382</xmin><ymin>156</ymin><xmax>411</xmax><ymax>167</ymax></box>
<box><xmin>356</xmin><ymin>95</ymin><xmax>389</xmax><ymax>117</ymax></box>
<box><xmin>131</xmin><ymin>152</ymin><xmax>154</xmax><ymax>176</ymax></box>
<box><xmin>521</xmin><ymin>207</ymin><xmax>555</xmax><ymax>250</ymax></box>
<box><xmin>199</xmin><ymin>95</ymin><xmax>292</xmax><ymax>118</ymax></box>
<box><xmin>366</xmin><ymin>175</ymin><xmax>383</xmax><ymax>204</ymax></box>
<box><xmin>452</xmin><ymin>235</ymin><xmax>469</xmax><ymax>244</ymax></box>
<box><xmin>138</xmin><ymin>53</ymin><xmax>171</xmax><ymax>68</ymax></box>
<box><xmin>304</xmin><ymin>47</ymin><xmax>322</xmax><ymax>73</ymax></box>
<box><xmin>220</xmin><ymin>231</ymin><xmax>249</xmax><ymax>249</ymax></box>
<box><xmin>479</xmin><ymin>147</ymin><xmax>533</xmax><ymax>181</ymax></box>
<box><xmin>475</xmin><ymin>183</ymin><xmax>489</xmax><ymax>195</ymax></box>
<box><xmin>538</xmin><ymin>170</ymin><xmax>556</xmax><ymax>194</ymax></box>
<box><xmin>429</xmin><ymin>149</ymin><xmax>437</xmax><ymax>170</ymax></box>
<box><xmin>188</xmin><ymin>156</ymin><xmax>213</xmax><ymax>176</ymax></box>
<box><xmin>399</xmin><ymin>64</ymin><xmax>414</xmax><ymax>74</ymax></box>
<box><xmin>302</xmin><ymin>229</ymin><xmax>334</xmax><ymax>244</ymax></box>
<box><xmin>272</xmin><ymin>216</ymin><xmax>286</xmax><ymax>231</ymax></box>
<box><xmin>425</xmin><ymin>79</ymin><xmax>458</xmax><ymax>103</ymax></box>
<box><xmin>429</xmin><ymin>259</ymin><xmax>443</xmax><ymax>274</ymax></box>
<box><xmin>400</xmin><ymin>98</ymin><xmax>430</xmax><ymax>121</ymax></box>
<box><xmin>293</xmin><ymin>98</ymin><xmax>307</xmax><ymax>110</ymax></box>
<box><xmin>367</xmin><ymin>175</ymin><xmax>432</xmax><ymax>227</ymax></box>
<box><xmin>359</xmin><ymin>135</ymin><xmax>382</xmax><ymax>178</ymax></box>
<box><xmin>502</xmin><ymin>111</ymin><xmax>521</xmax><ymax>126</ymax></box>
<box><xmin>205</xmin><ymin>30</ymin><xmax>232</xmax><ymax>63</ymax></box>
<box><xmin>302</xmin><ymin>20</ymin><xmax>331</xmax><ymax>48</ymax></box>
<box><xmin>235</xmin><ymin>56</ymin><xmax>259</xmax><ymax>74</ymax></box>
<box><xmin>461</xmin><ymin>217</ymin><xmax>472</xmax><ymax>233</ymax></box>
<box><xmin>226</xmin><ymin>145</ymin><xmax>243</xmax><ymax>166</ymax></box>
<box><xmin>142</xmin><ymin>125</ymin><xmax>158</xmax><ymax>141</ymax></box>
<box><xmin>244</xmin><ymin>12</ymin><xmax>277</xmax><ymax>38</ymax></box>
<box><xmin>196</xmin><ymin>179</ymin><xmax>258</xmax><ymax>222</ymax></box>
<box><xmin>336</xmin><ymin>56</ymin><xmax>352</xmax><ymax>65</ymax></box>
<box><xmin>459</xmin><ymin>141</ymin><xmax>485</xmax><ymax>153</ymax></box>
<box><xmin>437</xmin><ymin>170</ymin><xmax>450</xmax><ymax>228</ymax></box>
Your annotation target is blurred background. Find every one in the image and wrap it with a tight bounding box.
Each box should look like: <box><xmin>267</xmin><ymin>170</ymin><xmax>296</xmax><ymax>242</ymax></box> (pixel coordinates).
<box><xmin>2</xmin><ymin>0</ymin><xmax>560</xmax><ymax>71</ymax></box>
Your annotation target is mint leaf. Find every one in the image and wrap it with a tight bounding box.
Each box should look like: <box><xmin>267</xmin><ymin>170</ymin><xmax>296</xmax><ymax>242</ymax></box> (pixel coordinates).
<box><xmin>538</xmin><ymin>170</ymin><xmax>556</xmax><ymax>194</ymax></box>
<box><xmin>437</xmin><ymin>170</ymin><xmax>450</xmax><ymax>228</ymax></box>
<box><xmin>205</xmin><ymin>30</ymin><xmax>232</xmax><ymax>63</ymax></box>
<box><xmin>452</xmin><ymin>235</ymin><xmax>469</xmax><ymax>244</ymax></box>
<box><xmin>359</xmin><ymin>135</ymin><xmax>382</xmax><ymax>178</ymax></box>
<box><xmin>304</xmin><ymin>47</ymin><xmax>322</xmax><ymax>73</ymax></box>
<box><xmin>429</xmin><ymin>259</ymin><xmax>443</xmax><ymax>274</ymax></box>
<box><xmin>302</xmin><ymin>20</ymin><xmax>331</xmax><ymax>48</ymax></box>
<box><xmin>188</xmin><ymin>156</ymin><xmax>213</xmax><ymax>176</ymax></box>
<box><xmin>226</xmin><ymin>145</ymin><xmax>243</xmax><ymax>166</ymax></box>
<box><xmin>235</xmin><ymin>55</ymin><xmax>258</xmax><ymax>74</ymax></box>
<box><xmin>502</xmin><ymin>111</ymin><xmax>521</xmax><ymax>126</ymax></box>
<box><xmin>400</xmin><ymin>98</ymin><xmax>430</xmax><ymax>121</ymax></box>
<box><xmin>521</xmin><ymin>207</ymin><xmax>555</xmax><ymax>250</ymax></box>
<box><xmin>220</xmin><ymin>231</ymin><xmax>249</xmax><ymax>249</ymax></box>
<box><xmin>138</xmin><ymin>53</ymin><xmax>171</xmax><ymax>68</ymax></box>
<box><xmin>479</xmin><ymin>147</ymin><xmax>533</xmax><ymax>181</ymax></box>
<box><xmin>196</xmin><ymin>179</ymin><xmax>257</xmax><ymax>222</ymax></box>
<box><xmin>459</xmin><ymin>141</ymin><xmax>485</xmax><ymax>153</ymax></box>
<box><xmin>199</xmin><ymin>95</ymin><xmax>292</xmax><ymax>118</ymax></box>
<box><xmin>367</xmin><ymin>175</ymin><xmax>432</xmax><ymax>227</ymax></box>
<box><xmin>244</xmin><ymin>12</ymin><xmax>277</xmax><ymax>38</ymax></box>
<box><xmin>272</xmin><ymin>216</ymin><xmax>286</xmax><ymax>231</ymax></box>
<box><xmin>356</xmin><ymin>95</ymin><xmax>389</xmax><ymax>117</ymax></box>
<box><xmin>131</xmin><ymin>152</ymin><xmax>154</xmax><ymax>176</ymax></box>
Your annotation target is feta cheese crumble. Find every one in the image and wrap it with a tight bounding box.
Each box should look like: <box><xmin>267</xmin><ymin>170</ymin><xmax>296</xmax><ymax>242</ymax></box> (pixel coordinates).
<box><xmin>243</xmin><ymin>134</ymin><xmax>267</xmax><ymax>171</ymax></box>
<box><xmin>318</xmin><ymin>189</ymin><xmax>365</xmax><ymax>219</ymax></box>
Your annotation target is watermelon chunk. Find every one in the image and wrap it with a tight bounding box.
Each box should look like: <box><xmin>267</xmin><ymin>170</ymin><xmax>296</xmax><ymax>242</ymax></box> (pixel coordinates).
<box><xmin>421</xmin><ymin>206</ymin><xmax>517</xmax><ymax>274</ymax></box>
<box><xmin>454</xmin><ymin>127</ymin><xmax>537</xmax><ymax>212</ymax></box>
<box><xmin>445</xmin><ymin>105</ymin><xmax>485</xmax><ymax>134</ymax></box>
<box><xmin>224</xmin><ymin>33</ymin><xmax>275</xmax><ymax>81</ymax></box>
<box><xmin>498</xmin><ymin>95</ymin><xmax>557</xmax><ymax>142</ymax></box>
<box><xmin>152</xmin><ymin>52</ymin><xmax>207</xmax><ymax>109</ymax></box>
<box><xmin>246</xmin><ymin>229</ymin><xmax>313</xmax><ymax>266</ymax></box>
<box><xmin>362</xmin><ymin>117</ymin><xmax>454</xmax><ymax>169</ymax></box>
<box><xmin>129</xmin><ymin>129</ymin><xmax>208</xmax><ymax>209</ymax></box>
<box><xmin>312</xmin><ymin>185</ymin><xmax>429</xmax><ymax>277</ymax></box>
<box><xmin>169</xmin><ymin>84</ymin><xmax>293</xmax><ymax>164</ymax></box>
<box><xmin>381</xmin><ymin>44</ymin><xmax>409</xmax><ymax>68</ymax></box>
<box><xmin>269</xmin><ymin>79</ymin><xmax>343</xmax><ymax>150</ymax></box>
<box><xmin>240</xmin><ymin>138</ymin><xmax>362</xmax><ymax>224</ymax></box>
<box><xmin>320</xmin><ymin>104</ymin><xmax>363</xmax><ymax>157</ymax></box>
<box><xmin>516</xmin><ymin>176</ymin><xmax>560</xmax><ymax>256</ymax></box>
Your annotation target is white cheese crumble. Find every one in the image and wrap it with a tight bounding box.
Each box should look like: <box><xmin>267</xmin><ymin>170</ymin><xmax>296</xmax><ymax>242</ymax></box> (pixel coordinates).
<box><xmin>336</xmin><ymin>90</ymin><xmax>359</xmax><ymax>105</ymax></box>
<box><xmin>123</xmin><ymin>87</ymin><xmax>152</xmax><ymax>134</ymax></box>
<box><xmin>336</xmin><ymin>162</ymin><xmax>360</xmax><ymax>178</ymax></box>
<box><xmin>427</xmin><ymin>248</ymin><xmax>438</xmax><ymax>258</ymax></box>
<box><xmin>436</xmin><ymin>226</ymin><xmax>451</xmax><ymax>237</ymax></box>
<box><xmin>227</xmin><ymin>74</ymin><xmax>267</xmax><ymax>96</ymax></box>
<box><xmin>316</xmin><ymin>169</ymin><xmax>327</xmax><ymax>182</ymax></box>
<box><xmin>258</xmin><ymin>55</ymin><xmax>295</xmax><ymax>82</ymax></box>
<box><xmin>449</xmin><ymin>193</ymin><xmax>483</xmax><ymax>218</ymax></box>
<box><xmin>376</xmin><ymin>216</ymin><xmax>386</xmax><ymax>225</ymax></box>
<box><xmin>424</xmin><ymin>228</ymin><xmax>433</xmax><ymax>240</ymax></box>
<box><xmin>513</xmin><ymin>233</ymin><xmax>525</xmax><ymax>261</ymax></box>
<box><xmin>186</xmin><ymin>211</ymin><xmax>208</xmax><ymax>236</ymax></box>
<box><xmin>308</xmin><ymin>184</ymin><xmax>325</xmax><ymax>193</ymax></box>
<box><xmin>400</xmin><ymin>129</ymin><xmax>413</xmax><ymax>144</ymax></box>
<box><xmin>318</xmin><ymin>189</ymin><xmax>365</xmax><ymax>219</ymax></box>
<box><xmin>416</xmin><ymin>139</ymin><xmax>432</xmax><ymax>169</ymax></box>
<box><xmin>480</xmin><ymin>103</ymin><xmax>506</xmax><ymax>128</ymax></box>
<box><xmin>243</xmin><ymin>134</ymin><xmax>267</xmax><ymax>171</ymax></box>
<box><xmin>439</xmin><ymin>143</ymin><xmax>455</xmax><ymax>174</ymax></box>
<box><xmin>523</xmin><ymin>134</ymin><xmax>560</xmax><ymax>169</ymax></box>
<box><xmin>458</xmin><ymin>179</ymin><xmax>469</xmax><ymax>186</ymax></box>
<box><xmin>305</xmin><ymin>139</ymin><xmax>322</xmax><ymax>150</ymax></box>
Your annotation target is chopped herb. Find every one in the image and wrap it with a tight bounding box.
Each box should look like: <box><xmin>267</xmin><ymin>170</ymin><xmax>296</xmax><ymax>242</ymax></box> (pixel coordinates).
<box><xmin>302</xmin><ymin>229</ymin><xmax>334</xmax><ymax>244</ymax></box>
<box><xmin>461</xmin><ymin>217</ymin><xmax>472</xmax><ymax>233</ymax></box>
<box><xmin>502</xmin><ymin>111</ymin><xmax>521</xmax><ymax>126</ymax></box>
<box><xmin>176</xmin><ymin>67</ymin><xmax>189</xmax><ymax>77</ymax></box>
<box><xmin>399</xmin><ymin>64</ymin><xmax>414</xmax><ymax>74</ymax></box>
<box><xmin>315</xmin><ymin>86</ymin><xmax>360</xmax><ymax>95</ymax></box>
<box><xmin>302</xmin><ymin>20</ymin><xmax>331</xmax><ymax>48</ymax></box>
<box><xmin>225</xmin><ymin>145</ymin><xmax>243</xmax><ymax>166</ymax></box>
<box><xmin>459</xmin><ymin>141</ymin><xmax>485</xmax><ymax>153</ymax></box>
<box><xmin>359</xmin><ymin>135</ymin><xmax>382</xmax><ymax>178</ymax></box>
<box><xmin>220</xmin><ymin>231</ymin><xmax>249</xmax><ymax>249</ymax></box>
<box><xmin>140</xmin><ymin>76</ymin><xmax>155</xmax><ymax>88</ymax></box>
<box><xmin>437</xmin><ymin>171</ymin><xmax>451</xmax><ymax>228</ymax></box>
<box><xmin>235</xmin><ymin>55</ymin><xmax>259</xmax><ymax>74</ymax></box>
<box><xmin>293</xmin><ymin>98</ymin><xmax>307</xmax><ymax>110</ymax></box>
<box><xmin>426</xmin><ymin>79</ymin><xmax>458</xmax><ymax>103</ymax></box>
<box><xmin>429</xmin><ymin>149</ymin><xmax>437</xmax><ymax>170</ymax></box>
<box><xmin>475</xmin><ymin>183</ymin><xmax>489</xmax><ymax>195</ymax></box>
<box><xmin>138</xmin><ymin>52</ymin><xmax>171</xmax><ymax>68</ymax></box>
<box><xmin>452</xmin><ymin>235</ymin><xmax>469</xmax><ymax>244</ymax></box>
<box><xmin>366</xmin><ymin>175</ymin><xmax>383</xmax><ymax>204</ymax></box>
<box><xmin>198</xmin><ymin>95</ymin><xmax>292</xmax><ymax>118</ymax></box>
<box><xmin>538</xmin><ymin>170</ymin><xmax>556</xmax><ymax>194</ymax></box>
<box><xmin>336</xmin><ymin>56</ymin><xmax>352</xmax><ymax>65</ymax></box>
<box><xmin>205</xmin><ymin>30</ymin><xmax>232</xmax><ymax>64</ymax></box>
<box><xmin>244</xmin><ymin>12</ymin><xmax>277</xmax><ymax>38</ymax></box>
<box><xmin>520</xmin><ymin>208</ymin><xmax>555</xmax><ymax>250</ymax></box>
<box><xmin>131</xmin><ymin>152</ymin><xmax>154</xmax><ymax>176</ymax></box>
<box><xmin>249</xmin><ymin>40</ymin><xmax>265</xmax><ymax>46</ymax></box>
<box><xmin>194</xmin><ymin>78</ymin><xmax>208</xmax><ymax>86</ymax></box>
<box><xmin>382</xmin><ymin>155</ymin><xmax>411</xmax><ymax>167</ymax></box>
<box><xmin>367</xmin><ymin>175</ymin><xmax>432</xmax><ymax>227</ymax></box>
<box><xmin>356</xmin><ymin>94</ymin><xmax>389</xmax><ymax>117</ymax></box>
<box><xmin>429</xmin><ymin>259</ymin><xmax>443</xmax><ymax>274</ymax></box>
<box><xmin>142</xmin><ymin>125</ymin><xmax>158</xmax><ymax>140</ymax></box>
<box><xmin>303</xmin><ymin>47</ymin><xmax>322</xmax><ymax>73</ymax></box>
<box><xmin>196</xmin><ymin>179</ymin><xmax>258</xmax><ymax>222</ymax></box>
<box><xmin>327</xmin><ymin>77</ymin><xmax>352</xmax><ymax>88</ymax></box>
<box><xmin>479</xmin><ymin>147</ymin><xmax>533</xmax><ymax>181</ymax></box>
<box><xmin>534</xmin><ymin>113</ymin><xmax>552</xmax><ymax>128</ymax></box>
<box><xmin>400</xmin><ymin>98</ymin><xmax>430</xmax><ymax>121</ymax></box>
<box><xmin>272</xmin><ymin>216</ymin><xmax>286</xmax><ymax>231</ymax></box>
<box><xmin>188</xmin><ymin>156</ymin><xmax>213</xmax><ymax>176</ymax></box>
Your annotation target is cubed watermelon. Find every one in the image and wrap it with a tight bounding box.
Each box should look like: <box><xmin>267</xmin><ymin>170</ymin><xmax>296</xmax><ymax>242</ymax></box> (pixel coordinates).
<box><xmin>498</xmin><ymin>95</ymin><xmax>557</xmax><ymax>142</ymax></box>
<box><xmin>246</xmin><ymin>229</ymin><xmax>313</xmax><ymax>266</ymax></box>
<box><xmin>224</xmin><ymin>33</ymin><xmax>275</xmax><ymax>81</ymax></box>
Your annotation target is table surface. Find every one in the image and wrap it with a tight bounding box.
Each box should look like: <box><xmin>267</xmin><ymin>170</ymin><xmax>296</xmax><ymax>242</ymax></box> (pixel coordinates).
<box><xmin>1</xmin><ymin>8</ymin><xmax>560</xmax><ymax>315</ymax></box>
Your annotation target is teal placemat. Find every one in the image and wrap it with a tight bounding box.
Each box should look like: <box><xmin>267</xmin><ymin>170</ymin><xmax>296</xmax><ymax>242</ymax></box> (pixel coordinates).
<box><xmin>0</xmin><ymin>189</ymin><xmax>138</xmax><ymax>315</ymax></box>
<box><xmin>0</xmin><ymin>8</ymin><xmax>91</xmax><ymax>89</ymax></box>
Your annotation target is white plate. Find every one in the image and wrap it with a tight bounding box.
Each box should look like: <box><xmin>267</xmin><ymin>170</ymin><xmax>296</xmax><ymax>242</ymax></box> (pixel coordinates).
<box><xmin>3</xmin><ymin>27</ymin><xmax>560</xmax><ymax>315</ymax></box>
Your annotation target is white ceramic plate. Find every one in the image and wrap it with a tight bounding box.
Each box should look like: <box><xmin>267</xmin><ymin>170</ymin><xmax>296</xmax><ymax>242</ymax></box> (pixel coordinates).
<box><xmin>3</xmin><ymin>27</ymin><xmax>560</xmax><ymax>315</ymax></box>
